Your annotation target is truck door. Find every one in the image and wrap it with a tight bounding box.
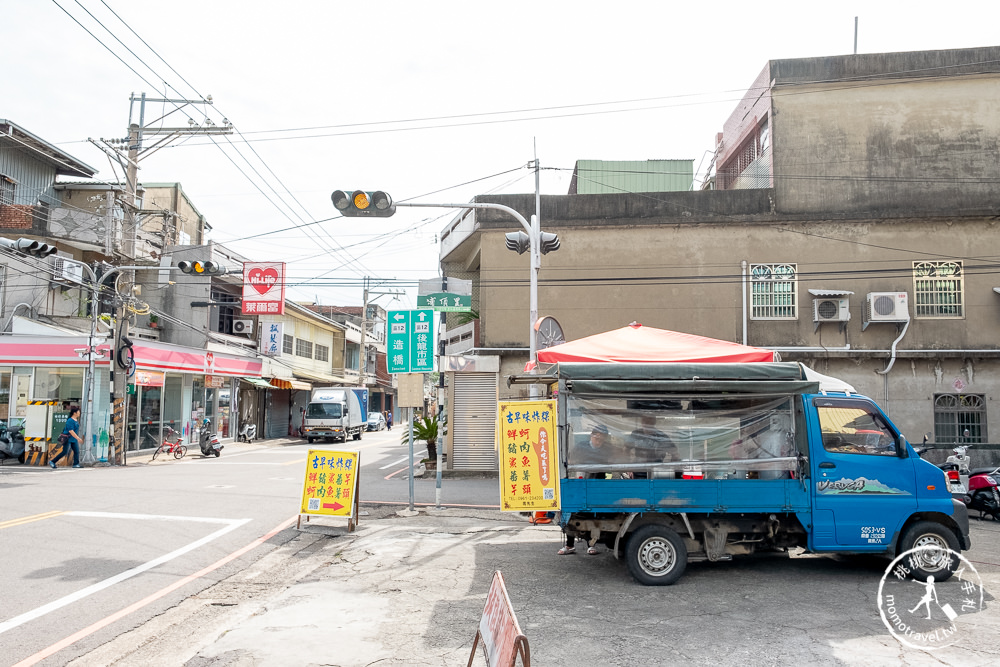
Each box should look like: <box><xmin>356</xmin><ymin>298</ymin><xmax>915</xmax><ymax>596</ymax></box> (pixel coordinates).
<box><xmin>808</xmin><ymin>397</ymin><xmax>917</xmax><ymax>550</ymax></box>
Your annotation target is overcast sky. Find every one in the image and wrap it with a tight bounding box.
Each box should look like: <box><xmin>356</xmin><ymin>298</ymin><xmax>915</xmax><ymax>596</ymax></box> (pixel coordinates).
<box><xmin>5</xmin><ymin>1</ymin><xmax>999</xmax><ymax>308</ymax></box>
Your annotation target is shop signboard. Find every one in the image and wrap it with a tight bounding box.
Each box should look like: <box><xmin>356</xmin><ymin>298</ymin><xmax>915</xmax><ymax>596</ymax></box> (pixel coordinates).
<box><xmin>260</xmin><ymin>322</ymin><xmax>283</xmax><ymax>356</ymax></box>
<box><xmin>206</xmin><ymin>375</ymin><xmax>226</xmax><ymax>388</ymax></box>
<box><xmin>497</xmin><ymin>399</ymin><xmax>560</xmax><ymax>512</ymax></box>
<box><xmin>134</xmin><ymin>370</ymin><xmax>165</xmax><ymax>387</ymax></box>
<box><xmin>242</xmin><ymin>261</ymin><xmax>286</xmax><ymax>315</ymax></box>
<box><xmin>300</xmin><ymin>449</ymin><xmax>360</xmax><ymax>518</ymax></box>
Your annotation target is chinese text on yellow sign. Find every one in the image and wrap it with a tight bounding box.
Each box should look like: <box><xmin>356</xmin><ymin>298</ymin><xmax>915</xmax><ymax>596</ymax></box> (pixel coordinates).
<box><xmin>300</xmin><ymin>449</ymin><xmax>359</xmax><ymax>518</ymax></box>
<box><xmin>498</xmin><ymin>400</ymin><xmax>560</xmax><ymax>512</ymax></box>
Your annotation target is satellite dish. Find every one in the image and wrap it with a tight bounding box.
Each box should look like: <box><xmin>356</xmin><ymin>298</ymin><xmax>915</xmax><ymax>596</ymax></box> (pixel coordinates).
<box><xmin>534</xmin><ymin>316</ymin><xmax>565</xmax><ymax>350</ymax></box>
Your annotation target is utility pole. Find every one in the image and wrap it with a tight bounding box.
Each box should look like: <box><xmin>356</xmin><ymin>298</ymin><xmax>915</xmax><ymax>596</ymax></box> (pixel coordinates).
<box><xmin>95</xmin><ymin>93</ymin><xmax>232</xmax><ymax>464</ymax></box>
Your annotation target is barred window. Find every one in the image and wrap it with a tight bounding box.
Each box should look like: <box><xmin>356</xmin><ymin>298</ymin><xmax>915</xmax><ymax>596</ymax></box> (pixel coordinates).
<box><xmin>934</xmin><ymin>394</ymin><xmax>985</xmax><ymax>443</ymax></box>
<box><xmin>914</xmin><ymin>261</ymin><xmax>963</xmax><ymax>318</ymax></box>
<box><xmin>750</xmin><ymin>263</ymin><xmax>797</xmax><ymax>319</ymax></box>
<box><xmin>315</xmin><ymin>344</ymin><xmax>329</xmax><ymax>362</ymax></box>
<box><xmin>0</xmin><ymin>176</ymin><xmax>14</xmax><ymax>206</ymax></box>
<box><xmin>283</xmin><ymin>334</ymin><xmax>293</xmax><ymax>355</ymax></box>
<box><xmin>295</xmin><ymin>339</ymin><xmax>313</xmax><ymax>359</ymax></box>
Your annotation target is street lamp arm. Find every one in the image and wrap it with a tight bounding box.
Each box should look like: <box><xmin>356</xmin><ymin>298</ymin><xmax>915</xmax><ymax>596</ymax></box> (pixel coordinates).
<box><xmin>394</xmin><ymin>202</ymin><xmax>532</xmax><ymax>236</ymax></box>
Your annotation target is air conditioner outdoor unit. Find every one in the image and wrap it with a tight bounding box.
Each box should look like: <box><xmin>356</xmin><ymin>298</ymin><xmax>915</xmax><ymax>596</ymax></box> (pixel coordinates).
<box><xmin>233</xmin><ymin>319</ymin><xmax>254</xmax><ymax>334</ymax></box>
<box><xmin>51</xmin><ymin>256</ymin><xmax>84</xmax><ymax>285</ymax></box>
<box><xmin>865</xmin><ymin>292</ymin><xmax>910</xmax><ymax>324</ymax></box>
<box><xmin>813</xmin><ymin>298</ymin><xmax>850</xmax><ymax>323</ymax></box>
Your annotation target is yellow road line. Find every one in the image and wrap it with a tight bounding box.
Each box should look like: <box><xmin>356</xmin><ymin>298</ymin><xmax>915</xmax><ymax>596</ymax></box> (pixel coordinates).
<box><xmin>281</xmin><ymin>458</ymin><xmax>306</xmax><ymax>466</ymax></box>
<box><xmin>0</xmin><ymin>510</ymin><xmax>65</xmax><ymax>530</ymax></box>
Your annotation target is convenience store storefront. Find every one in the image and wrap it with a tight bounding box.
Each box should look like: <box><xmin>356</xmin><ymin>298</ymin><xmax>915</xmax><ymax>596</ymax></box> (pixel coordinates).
<box><xmin>0</xmin><ymin>336</ymin><xmax>262</xmax><ymax>455</ymax></box>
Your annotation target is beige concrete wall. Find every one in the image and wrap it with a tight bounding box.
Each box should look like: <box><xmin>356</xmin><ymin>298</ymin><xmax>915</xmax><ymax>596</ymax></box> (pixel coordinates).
<box><xmin>479</xmin><ymin>216</ymin><xmax>1000</xmax><ymax>352</ymax></box>
<box><xmin>772</xmin><ymin>75</ymin><xmax>1000</xmax><ymax>214</ymax></box>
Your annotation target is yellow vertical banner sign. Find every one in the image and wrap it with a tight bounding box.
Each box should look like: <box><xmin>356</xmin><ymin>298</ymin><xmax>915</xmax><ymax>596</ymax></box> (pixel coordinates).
<box><xmin>497</xmin><ymin>400</ymin><xmax>560</xmax><ymax>512</ymax></box>
<box><xmin>300</xmin><ymin>449</ymin><xmax>360</xmax><ymax>518</ymax></box>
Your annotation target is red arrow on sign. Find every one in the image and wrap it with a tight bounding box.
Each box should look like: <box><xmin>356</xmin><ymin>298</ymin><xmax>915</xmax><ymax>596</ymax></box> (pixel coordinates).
<box><xmin>322</xmin><ymin>502</ymin><xmax>344</xmax><ymax>511</ymax></box>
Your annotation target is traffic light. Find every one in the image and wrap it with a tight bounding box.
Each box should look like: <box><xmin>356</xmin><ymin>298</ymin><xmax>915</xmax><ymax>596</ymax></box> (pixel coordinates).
<box><xmin>539</xmin><ymin>232</ymin><xmax>561</xmax><ymax>255</ymax></box>
<box><xmin>177</xmin><ymin>260</ymin><xmax>228</xmax><ymax>276</ymax></box>
<box><xmin>0</xmin><ymin>237</ymin><xmax>58</xmax><ymax>258</ymax></box>
<box><xmin>331</xmin><ymin>190</ymin><xmax>396</xmax><ymax>217</ymax></box>
<box><xmin>504</xmin><ymin>231</ymin><xmax>530</xmax><ymax>255</ymax></box>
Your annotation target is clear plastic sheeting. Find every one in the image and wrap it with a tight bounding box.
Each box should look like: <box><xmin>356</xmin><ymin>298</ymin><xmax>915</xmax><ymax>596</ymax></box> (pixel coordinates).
<box><xmin>565</xmin><ymin>394</ymin><xmax>798</xmax><ymax>480</ymax></box>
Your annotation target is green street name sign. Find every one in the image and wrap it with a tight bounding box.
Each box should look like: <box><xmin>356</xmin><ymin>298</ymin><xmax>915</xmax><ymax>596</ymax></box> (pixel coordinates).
<box><xmin>419</xmin><ymin>292</ymin><xmax>471</xmax><ymax>312</ymax></box>
<box><xmin>387</xmin><ymin>309</ymin><xmax>435</xmax><ymax>374</ymax></box>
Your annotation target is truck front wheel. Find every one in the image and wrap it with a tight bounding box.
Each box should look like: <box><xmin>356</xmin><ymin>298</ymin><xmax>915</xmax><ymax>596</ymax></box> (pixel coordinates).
<box><xmin>898</xmin><ymin>521</ymin><xmax>960</xmax><ymax>582</ymax></box>
<box><xmin>625</xmin><ymin>524</ymin><xmax>687</xmax><ymax>586</ymax></box>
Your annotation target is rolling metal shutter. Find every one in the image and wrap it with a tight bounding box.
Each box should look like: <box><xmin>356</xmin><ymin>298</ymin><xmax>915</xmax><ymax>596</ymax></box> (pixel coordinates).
<box><xmin>451</xmin><ymin>372</ymin><xmax>498</xmax><ymax>470</ymax></box>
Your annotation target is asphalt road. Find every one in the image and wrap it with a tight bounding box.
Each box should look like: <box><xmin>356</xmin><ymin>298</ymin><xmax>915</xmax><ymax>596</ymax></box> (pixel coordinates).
<box><xmin>0</xmin><ymin>428</ymin><xmax>499</xmax><ymax>666</ymax></box>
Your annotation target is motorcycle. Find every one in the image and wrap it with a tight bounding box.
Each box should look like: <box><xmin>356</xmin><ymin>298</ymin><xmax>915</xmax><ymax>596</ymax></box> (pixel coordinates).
<box><xmin>920</xmin><ymin>434</ymin><xmax>1000</xmax><ymax>520</ymax></box>
<box><xmin>0</xmin><ymin>420</ymin><xmax>26</xmax><ymax>465</ymax></box>
<box><xmin>964</xmin><ymin>466</ymin><xmax>1000</xmax><ymax>520</ymax></box>
<box><xmin>238</xmin><ymin>420</ymin><xmax>257</xmax><ymax>444</ymax></box>
<box><xmin>199</xmin><ymin>417</ymin><xmax>224</xmax><ymax>458</ymax></box>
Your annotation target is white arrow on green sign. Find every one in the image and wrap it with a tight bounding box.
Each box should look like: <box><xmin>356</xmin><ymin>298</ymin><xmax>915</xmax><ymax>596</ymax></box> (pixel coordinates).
<box><xmin>387</xmin><ymin>309</ymin><xmax>435</xmax><ymax>374</ymax></box>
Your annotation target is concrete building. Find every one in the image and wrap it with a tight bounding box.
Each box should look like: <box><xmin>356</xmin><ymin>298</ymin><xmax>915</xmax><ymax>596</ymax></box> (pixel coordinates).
<box><xmin>439</xmin><ymin>46</ymin><xmax>1000</xmax><ymax>468</ymax></box>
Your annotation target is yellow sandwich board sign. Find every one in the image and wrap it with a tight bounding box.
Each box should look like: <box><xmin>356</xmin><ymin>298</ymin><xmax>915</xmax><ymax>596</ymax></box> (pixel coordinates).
<box><xmin>497</xmin><ymin>400</ymin><xmax>560</xmax><ymax>512</ymax></box>
<box><xmin>299</xmin><ymin>449</ymin><xmax>360</xmax><ymax>530</ymax></box>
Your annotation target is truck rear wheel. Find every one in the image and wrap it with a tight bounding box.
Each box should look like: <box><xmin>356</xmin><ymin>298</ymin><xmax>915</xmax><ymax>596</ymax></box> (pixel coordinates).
<box><xmin>898</xmin><ymin>521</ymin><xmax>960</xmax><ymax>582</ymax></box>
<box><xmin>625</xmin><ymin>524</ymin><xmax>687</xmax><ymax>586</ymax></box>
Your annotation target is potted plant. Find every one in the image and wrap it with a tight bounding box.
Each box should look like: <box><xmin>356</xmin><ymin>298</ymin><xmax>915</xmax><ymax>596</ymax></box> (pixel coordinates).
<box><xmin>148</xmin><ymin>314</ymin><xmax>160</xmax><ymax>329</ymax></box>
<box><xmin>400</xmin><ymin>415</ymin><xmax>445</xmax><ymax>468</ymax></box>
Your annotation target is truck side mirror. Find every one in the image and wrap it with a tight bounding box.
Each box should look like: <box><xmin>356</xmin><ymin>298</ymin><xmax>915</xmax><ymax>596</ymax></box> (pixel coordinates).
<box><xmin>896</xmin><ymin>433</ymin><xmax>908</xmax><ymax>458</ymax></box>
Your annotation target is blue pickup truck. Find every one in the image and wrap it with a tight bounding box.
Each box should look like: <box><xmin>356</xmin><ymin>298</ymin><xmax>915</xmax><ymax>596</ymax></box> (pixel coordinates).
<box><xmin>555</xmin><ymin>362</ymin><xmax>971</xmax><ymax>585</ymax></box>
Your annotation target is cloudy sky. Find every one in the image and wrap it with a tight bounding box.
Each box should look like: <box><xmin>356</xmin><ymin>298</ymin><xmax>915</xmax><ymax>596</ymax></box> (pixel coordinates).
<box><xmin>5</xmin><ymin>1</ymin><xmax>999</xmax><ymax>308</ymax></box>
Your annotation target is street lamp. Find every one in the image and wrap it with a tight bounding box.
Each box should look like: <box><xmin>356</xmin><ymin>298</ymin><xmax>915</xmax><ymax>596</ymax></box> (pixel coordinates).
<box><xmin>330</xmin><ymin>193</ymin><xmax>561</xmax><ymax>394</ymax></box>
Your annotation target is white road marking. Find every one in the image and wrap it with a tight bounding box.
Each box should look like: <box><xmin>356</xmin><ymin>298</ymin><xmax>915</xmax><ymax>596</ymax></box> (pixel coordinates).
<box><xmin>378</xmin><ymin>450</ymin><xmax>427</xmax><ymax>469</ymax></box>
<box><xmin>0</xmin><ymin>512</ymin><xmax>250</xmax><ymax>636</ymax></box>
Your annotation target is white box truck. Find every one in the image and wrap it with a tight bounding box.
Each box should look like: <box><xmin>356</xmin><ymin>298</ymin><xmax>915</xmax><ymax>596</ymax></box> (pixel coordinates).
<box><xmin>303</xmin><ymin>387</ymin><xmax>366</xmax><ymax>443</ymax></box>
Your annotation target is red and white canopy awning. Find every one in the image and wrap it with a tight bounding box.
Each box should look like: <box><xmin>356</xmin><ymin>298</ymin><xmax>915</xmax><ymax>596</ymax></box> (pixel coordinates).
<box><xmin>0</xmin><ymin>336</ymin><xmax>263</xmax><ymax>378</ymax></box>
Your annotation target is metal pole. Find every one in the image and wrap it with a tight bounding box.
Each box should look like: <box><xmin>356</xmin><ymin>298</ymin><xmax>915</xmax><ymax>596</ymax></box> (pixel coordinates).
<box><xmin>408</xmin><ymin>406</ymin><xmax>415</xmax><ymax>512</ymax></box>
<box><xmin>854</xmin><ymin>17</ymin><xmax>858</xmax><ymax>55</ymax></box>
<box><xmin>436</xmin><ymin>279</ymin><xmax>445</xmax><ymax>509</ymax></box>
<box><xmin>81</xmin><ymin>265</ymin><xmax>100</xmax><ymax>464</ymax></box>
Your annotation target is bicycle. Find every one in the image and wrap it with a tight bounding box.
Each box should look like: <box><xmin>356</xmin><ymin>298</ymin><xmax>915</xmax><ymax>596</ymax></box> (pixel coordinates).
<box><xmin>151</xmin><ymin>426</ymin><xmax>188</xmax><ymax>461</ymax></box>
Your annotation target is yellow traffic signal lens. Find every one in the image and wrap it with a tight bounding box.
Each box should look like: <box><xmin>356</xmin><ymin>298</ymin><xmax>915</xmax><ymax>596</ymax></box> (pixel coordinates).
<box><xmin>193</xmin><ymin>261</ymin><xmax>205</xmax><ymax>273</ymax></box>
<box><xmin>353</xmin><ymin>191</ymin><xmax>371</xmax><ymax>210</ymax></box>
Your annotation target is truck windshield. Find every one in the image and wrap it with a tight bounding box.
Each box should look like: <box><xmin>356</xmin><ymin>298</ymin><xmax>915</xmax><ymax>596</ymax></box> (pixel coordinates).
<box><xmin>564</xmin><ymin>394</ymin><xmax>798</xmax><ymax>479</ymax></box>
<box><xmin>307</xmin><ymin>403</ymin><xmax>342</xmax><ymax>419</ymax></box>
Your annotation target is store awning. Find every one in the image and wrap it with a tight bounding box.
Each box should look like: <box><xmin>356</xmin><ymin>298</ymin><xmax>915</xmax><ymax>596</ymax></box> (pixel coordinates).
<box><xmin>290</xmin><ymin>379</ymin><xmax>311</xmax><ymax>391</ymax></box>
<box><xmin>270</xmin><ymin>378</ymin><xmax>292</xmax><ymax>390</ymax></box>
<box><xmin>293</xmin><ymin>370</ymin><xmax>338</xmax><ymax>385</ymax></box>
<box><xmin>242</xmin><ymin>378</ymin><xmax>274</xmax><ymax>389</ymax></box>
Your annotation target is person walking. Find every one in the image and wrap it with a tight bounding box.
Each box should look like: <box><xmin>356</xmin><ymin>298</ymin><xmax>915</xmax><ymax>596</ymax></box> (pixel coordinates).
<box><xmin>50</xmin><ymin>406</ymin><xmax>83</xmax><ymax>469</ymax></box>
<box><xmin>385</xmin><ymin>410</ymin><xmax>392</xmax><ymax>431</ymax></box>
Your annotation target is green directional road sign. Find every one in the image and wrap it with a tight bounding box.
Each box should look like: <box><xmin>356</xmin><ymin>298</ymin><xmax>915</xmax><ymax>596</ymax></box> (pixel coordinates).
<box><xmin>419</xmin><ymin>292</ymin><xmax>472</xmax><ymax>312</ymax></box>
<box><xmin>387</xmin><ymin>309</ymin><xmax>435</xmax><ymax>374</ymax></box>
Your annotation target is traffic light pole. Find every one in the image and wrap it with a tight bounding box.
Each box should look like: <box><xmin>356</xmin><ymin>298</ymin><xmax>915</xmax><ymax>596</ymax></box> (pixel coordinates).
<box><xmin>395</xmin><ymin>201</ymin><xmax>540</xmax><ymax>372</ymax></box>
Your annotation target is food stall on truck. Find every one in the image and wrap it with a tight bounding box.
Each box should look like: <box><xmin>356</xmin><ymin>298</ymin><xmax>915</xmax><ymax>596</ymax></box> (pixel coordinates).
<box><xmin>549</xmin><ymin>362</ymin><xmax>970</xmax><ymax>585</ymax></box>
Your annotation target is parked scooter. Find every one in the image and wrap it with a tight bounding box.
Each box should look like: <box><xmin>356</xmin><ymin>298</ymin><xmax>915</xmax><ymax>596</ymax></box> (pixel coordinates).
<box><xmin>199</xmin><ymin>417</ymin><xmax>223</xmax><ymax>458</ymax></box>
<box><xmin>964</xmin><ymin>466</ymin><xmax>1000</xmax><ymax>520</ymax></box>
<box><xmin>238</xmin><ymin>421</ymin><xmax>257</xmax><ymax>444</ymax></box>
<box><xmin>0</xmin><ymin>420</ymin><xmax>26</xmax><ymax>465</ymax></box>
<box><xmin>920</xmin><ymin>433</ymin><xmax>1000</xmax><ymax>520</ymax></box>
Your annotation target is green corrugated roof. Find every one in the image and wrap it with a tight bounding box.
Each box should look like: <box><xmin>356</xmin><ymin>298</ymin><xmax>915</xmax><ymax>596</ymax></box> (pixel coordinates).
<box><xmin>571</xmin><ymin>159</ymin><xmax>694</xmax><ymax>194</ymax></box>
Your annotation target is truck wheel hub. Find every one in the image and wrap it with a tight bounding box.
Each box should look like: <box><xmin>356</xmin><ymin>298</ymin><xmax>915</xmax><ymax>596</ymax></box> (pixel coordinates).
<box><xmin>638</xmin><ymin>538</ymin><xmax>676</xmax><ymax>575</ymax></box>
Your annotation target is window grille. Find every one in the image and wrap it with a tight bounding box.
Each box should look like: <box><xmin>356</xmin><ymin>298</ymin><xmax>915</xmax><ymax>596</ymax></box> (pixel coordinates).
<box><xmin>914</xmin><ymin>261</ymin><xmax>963</xmax><ymax>318</ymax></box>
<box><xmin>750</xmin><ymin>263</ymin><xmax>797</xmax><ymax>319</ymax></box>
<box><xmin>0</xmin><ymin>176</ymin><xmax>14</xmax><ymax>206</ymax></box>
<box><xmin>283</xmin><ymin>335</ymin><xmax>293</xmax><ymax>355</ymax></box>
<box><xmin>933</xmin><ymin>394</ymin><xmax>985</xmax><ymax>443</ymax></box>
<box><xmin>295</xmin><ymin>339</ymin><xmax>313</xmax><ymax>359</ymax></box>
<box><xmin>315</xmin><ymin>344</ymin><xmax>329</xmax><ymax>362</ymax></box>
